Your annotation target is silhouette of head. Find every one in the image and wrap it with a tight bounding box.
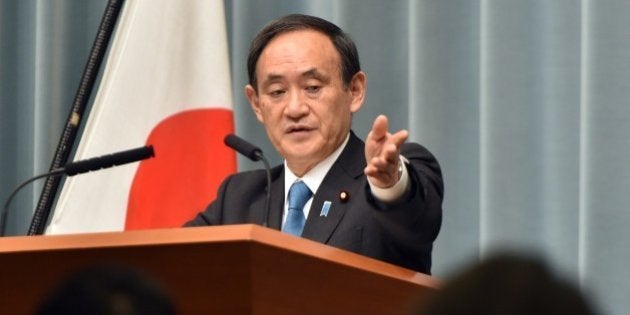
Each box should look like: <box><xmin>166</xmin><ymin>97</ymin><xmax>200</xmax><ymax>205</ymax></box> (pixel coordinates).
<box><xmin>419</xmin><ymin>253</ymin><xmax>596</xmax><ymax>315</ymax></box>
<box><xmin>37</xmin><ymin>265</ymin><xmax>176</xmax><ymax>315</ymax></box>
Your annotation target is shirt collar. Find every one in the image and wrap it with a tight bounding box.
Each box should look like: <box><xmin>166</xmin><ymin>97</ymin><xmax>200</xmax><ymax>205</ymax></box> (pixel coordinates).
<box><xmin>284</xmin><ymin>133</ymin><xmax>350</xmax><ymax>196</ymax></box>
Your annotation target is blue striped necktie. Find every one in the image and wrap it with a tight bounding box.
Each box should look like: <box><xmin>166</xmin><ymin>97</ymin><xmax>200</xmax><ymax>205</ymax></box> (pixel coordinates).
<box><xmin>282</xmin><ymin>181</ymin><xmax>312</xmax><ymax>236</ymax></box>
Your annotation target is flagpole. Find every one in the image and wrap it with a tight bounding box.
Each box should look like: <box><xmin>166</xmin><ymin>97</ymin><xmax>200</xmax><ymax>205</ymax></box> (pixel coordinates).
<box><xmin>27</xmin><ymin>0</ymin><xmax>126</xmax><ymax>235</ymax></box>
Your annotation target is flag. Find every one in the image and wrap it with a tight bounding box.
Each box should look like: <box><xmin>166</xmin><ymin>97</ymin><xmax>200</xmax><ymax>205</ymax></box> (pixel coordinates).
<box><xmin>46</xmin><ymin>0</ymin><xmax>235</xmax><ymax>234</ymax></box>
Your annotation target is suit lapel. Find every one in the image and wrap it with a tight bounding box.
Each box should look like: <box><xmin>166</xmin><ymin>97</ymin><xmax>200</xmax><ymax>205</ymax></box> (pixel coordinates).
<box><xmin>301</xmin><ymin>132</ymin><xmax>365</xmax><ymax>243</ymax></box>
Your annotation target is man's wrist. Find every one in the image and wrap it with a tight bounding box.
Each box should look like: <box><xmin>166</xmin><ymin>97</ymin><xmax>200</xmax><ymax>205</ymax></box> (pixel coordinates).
<box><xmin>368</xmin><ymin>156</ymin><xmax>409</xmax><ymax>203</ymax></box>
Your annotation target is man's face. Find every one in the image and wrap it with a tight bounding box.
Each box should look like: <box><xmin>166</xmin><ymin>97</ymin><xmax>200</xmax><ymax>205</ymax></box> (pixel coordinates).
<box><xmin>246</xmin><ymin>29</ymin><xmax>365</xmax><ymax>175</ymax></box>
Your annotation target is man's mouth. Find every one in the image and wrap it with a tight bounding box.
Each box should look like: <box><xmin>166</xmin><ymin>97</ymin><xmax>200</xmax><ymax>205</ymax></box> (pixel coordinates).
<box><xmin>286</xmin><ymin>125</ymin><xmax>313</xmax><ymax>134</ymax></box>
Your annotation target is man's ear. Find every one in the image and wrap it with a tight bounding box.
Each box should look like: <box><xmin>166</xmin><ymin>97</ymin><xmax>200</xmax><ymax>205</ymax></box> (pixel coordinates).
<box><xmin>348</xmin><ymin>71</ymin><xmax>367</xmax><ymax>114</ymax></box>
<box><xmin>245</xmin><ymin>84</ymin><xmax>264</xmax><ymax>123</ymax></box>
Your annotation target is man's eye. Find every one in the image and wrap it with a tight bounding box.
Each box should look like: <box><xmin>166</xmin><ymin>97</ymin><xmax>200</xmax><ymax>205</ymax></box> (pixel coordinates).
<box><xmin>269</xmin><ymin>90</ymin><xmax>285</xmax><ymax>96</ymax></box>
<box><xmin>306</xmin><ymin>85</ymin><xmax>321</xmax><ymax>93</ymax></box>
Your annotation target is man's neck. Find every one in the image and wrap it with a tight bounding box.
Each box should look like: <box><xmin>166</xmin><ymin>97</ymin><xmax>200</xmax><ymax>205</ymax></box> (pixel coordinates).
<box><xmin>285</xmin><ymin>133</ymin><xmax>351</xmax><ymax>178</ymax></box>
<box><xmin>286</xmin><ymin>162</ymin><xmax>313</xmax><ymax>178</ymax></box>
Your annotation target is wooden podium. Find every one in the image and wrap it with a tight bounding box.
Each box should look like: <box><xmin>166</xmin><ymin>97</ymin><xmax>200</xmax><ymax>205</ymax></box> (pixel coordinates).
<box><xmin>0</xmin><ymin>224</ymin><xmax>439</xmax><ymax>314</ymax></box>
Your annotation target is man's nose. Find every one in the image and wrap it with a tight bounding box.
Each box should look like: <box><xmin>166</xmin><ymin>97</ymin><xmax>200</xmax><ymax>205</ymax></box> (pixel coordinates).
<box><xmin>285</xmin><ymin>91</ymin><xmax>309</xmax><ymax>118</ymax></box>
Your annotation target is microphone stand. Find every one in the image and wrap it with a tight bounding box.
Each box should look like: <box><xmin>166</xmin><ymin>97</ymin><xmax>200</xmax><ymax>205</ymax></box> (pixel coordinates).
<box><xmin>0</xmin><ymin>170</ymin><xmax>64</xmax><ymax>236</ymax></box>
<box><xmin>224</xmin><ymin>134</ymin><xmax>273</xmax><ymax>228</ymax></box>
<box><xmin>256</xmin><ymin>152</ymin><xmax>272</xmax><ymax>227</ymax></box>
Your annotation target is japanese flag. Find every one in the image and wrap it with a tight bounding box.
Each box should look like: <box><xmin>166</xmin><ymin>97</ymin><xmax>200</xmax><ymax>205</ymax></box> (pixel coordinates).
<box><xmin>47</xmin><ymin>0</ymin><xmax>235</xmax><ymax>234</ymax></box>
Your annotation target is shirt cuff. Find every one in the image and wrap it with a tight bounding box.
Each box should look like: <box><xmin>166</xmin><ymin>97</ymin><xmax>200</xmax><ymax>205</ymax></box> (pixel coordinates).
<box><xmin>368</xmin><ymin>156</ymin><xmax>410</xmax><ymax>203</ymax></box>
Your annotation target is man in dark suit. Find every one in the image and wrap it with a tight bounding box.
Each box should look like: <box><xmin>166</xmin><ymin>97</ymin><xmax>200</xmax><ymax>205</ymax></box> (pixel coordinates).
<box><xmin>186</xmin><ymin>14</ymin><xmax>443</xmax><ymax>274</ymax></box>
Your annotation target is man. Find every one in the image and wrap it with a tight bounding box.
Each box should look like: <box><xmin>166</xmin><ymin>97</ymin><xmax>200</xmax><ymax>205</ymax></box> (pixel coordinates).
<box><xmin>186</xmin><ymin>14</ymin><xmax>443</xmax><ymax>274</ymax></box>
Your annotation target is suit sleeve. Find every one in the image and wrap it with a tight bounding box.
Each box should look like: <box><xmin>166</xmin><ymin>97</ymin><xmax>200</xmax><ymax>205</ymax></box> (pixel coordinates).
<box><xmin>366</xmin><ymin>142</ymin><xmax>444</xmax><ymax>247</ymax></box>
<box><xmin>183</xmin><ymin>174</ymin><xmax>232</xmax><ymax>227</ymax></box>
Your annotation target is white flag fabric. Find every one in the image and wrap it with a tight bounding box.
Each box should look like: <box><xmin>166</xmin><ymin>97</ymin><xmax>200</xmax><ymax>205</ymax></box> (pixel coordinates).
<box><xmin>47</xmin><ymin>0</ymin><xmax>235</xmax><ymax>234</ymax></box>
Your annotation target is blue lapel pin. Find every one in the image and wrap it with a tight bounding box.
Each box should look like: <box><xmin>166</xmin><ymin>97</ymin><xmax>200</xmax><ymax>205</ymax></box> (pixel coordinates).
<box><xmin>320</xmin><ymin>201</ymin><xmax>332</xmax><ymax>217</ymax></box>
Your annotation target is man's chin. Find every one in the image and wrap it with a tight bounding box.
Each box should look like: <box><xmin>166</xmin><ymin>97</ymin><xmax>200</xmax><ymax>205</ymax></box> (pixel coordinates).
<box><xmin>285</xmin><ymin>129</ymin><xmax>316</xmax><ymax>142</ymax></box>
<box><xmin>283</xmin><ymin>146</ymin><xmax>322</xmax><ymax>162</ymax></box>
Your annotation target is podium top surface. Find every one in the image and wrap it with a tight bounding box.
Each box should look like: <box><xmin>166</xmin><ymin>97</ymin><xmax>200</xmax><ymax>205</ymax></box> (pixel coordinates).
<box><xmin>0</xmin><ymin>224</ymin><xmax>438</xmax><ymax>286</ymax></box>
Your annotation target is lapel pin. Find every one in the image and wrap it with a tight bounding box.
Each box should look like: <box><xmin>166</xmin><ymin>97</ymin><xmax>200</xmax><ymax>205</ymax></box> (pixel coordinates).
<box><xmin>339</xmin><ymin>190</ymin><xmax>349</xmax><ymax>203</ymax></box>
<box><xmin>320</xmin><ymin>201</ymin><xmax>332</xmax><ymax>217</ymax></box>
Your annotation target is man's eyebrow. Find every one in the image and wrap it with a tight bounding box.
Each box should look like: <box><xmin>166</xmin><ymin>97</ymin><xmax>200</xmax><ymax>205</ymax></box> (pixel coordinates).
<box><xmin>263</xmin><ymin>73</ymin><xmax>284</xmax><ymax>83</ymax></box>
<box><xmin>301</xmin><ymin>68</ymin><xmax>331</xmax><ymax>82</ymax></box>
<box><xmin>260</xmin><ymin>68</ymin><xmax>329</xmax><ymax>86</ymax></box>
<box><xmin>259</xmin><ymin>74</ymin><xmax>284</xmax><ymax>89</ymax></box>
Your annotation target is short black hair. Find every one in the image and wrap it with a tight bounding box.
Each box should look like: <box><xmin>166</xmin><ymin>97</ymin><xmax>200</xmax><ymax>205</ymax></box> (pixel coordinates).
<box><xmin>247</xmin><ymin>14</ymin><xmax>361</xmax><ymax>90</ymax></box>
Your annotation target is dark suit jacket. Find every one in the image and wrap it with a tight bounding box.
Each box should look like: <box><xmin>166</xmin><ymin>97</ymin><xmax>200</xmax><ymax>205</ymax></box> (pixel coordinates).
<box><xmin>185</xmin><ymin>131</ymin><xmax>443</xmax><ymax>274</ymax></box>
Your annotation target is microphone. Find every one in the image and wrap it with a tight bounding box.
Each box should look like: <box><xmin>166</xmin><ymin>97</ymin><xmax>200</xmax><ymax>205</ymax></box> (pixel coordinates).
<box><xmin>0</xmin><ymin>145</ymin><xmax>155</xmax><ymax>236</ymax></box>
<box><xmin>62</xmin><ymin>145</ymin><xmax>154</xmax><ymax>176</ymax></box>
<box><xmin>224</xmin><ymin>134</ymin><xmax>272</xmax><ymax>228</ymax></box>
<box><xmin>224</xmin><ymin>134</ymin><xmax>264</xmax><ymax>161</ymax></box>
